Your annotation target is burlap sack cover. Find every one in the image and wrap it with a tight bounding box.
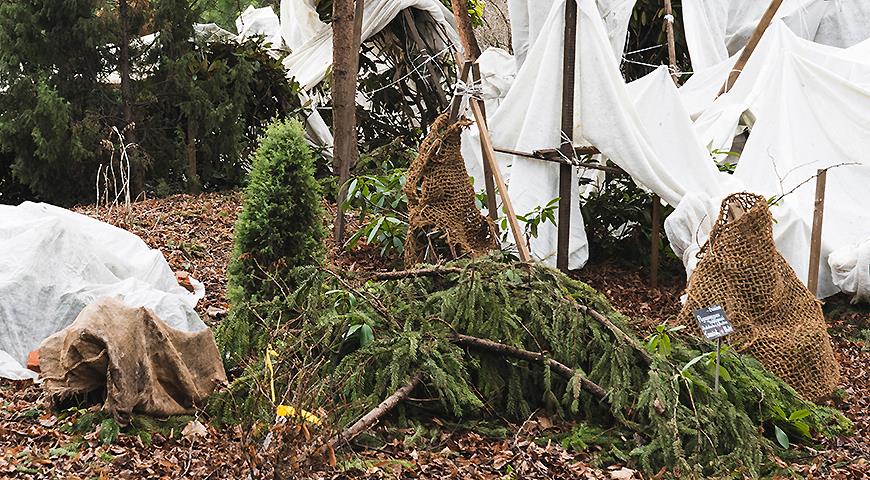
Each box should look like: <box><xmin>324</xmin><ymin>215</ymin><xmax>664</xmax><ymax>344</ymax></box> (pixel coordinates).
<box><xmin>677</xmin><ymin>193</ymin><xmax>839</xmax><ymax>400</ymax></box>
<box><xmin>39</xmin><ymin>298</ymin><xmax>227</xmax><ymax>422</ymax></box>
<box><xmin>404</xmin><ymin>112</ymin><xmax>498</xmax><ymax>266</ymax></box>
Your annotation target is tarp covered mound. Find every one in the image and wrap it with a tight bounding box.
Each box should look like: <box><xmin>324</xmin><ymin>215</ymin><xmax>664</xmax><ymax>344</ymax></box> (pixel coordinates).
<box><xmin>0</xmin><ymin>202</ymin><xmax>207</xmax><ymax>380</ymax></box>
<box><xmin>40</xmin><ymin>298</ymin><xmax>226</xmax><ymax>423</ymax></box>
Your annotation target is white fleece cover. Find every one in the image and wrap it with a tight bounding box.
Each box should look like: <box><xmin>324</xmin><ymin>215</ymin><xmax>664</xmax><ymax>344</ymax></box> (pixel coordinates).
<box><xmin>683</xmin><ymin>0</ymin><xmax>870</xmax><ymax>71</ymax></box>
<box><xmin>667</xmin><ymin>23</ymin><xmax>870</xmax><ymax>300</ymax></box>
<box><xmin>0</xmin><ymin>203</ymin><xmax>206</xmax><ymax>380</ymax></box>
<box><xmin>282</xmin><ymin>0</ymin><xmax>459</xmax><ymax>90</ymax></box>
<box><xmin>462</xmin><ymin>0</ymin><xmax>736</xmax><ymax>269</ymax></box>
<box><xmin>507</xmin><ymin>0</ymin><xmax>636</xmax><ymax>69</ymax></box>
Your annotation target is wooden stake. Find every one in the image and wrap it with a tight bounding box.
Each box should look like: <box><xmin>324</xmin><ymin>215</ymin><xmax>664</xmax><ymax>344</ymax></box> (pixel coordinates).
<box><xmin>807</xmin><ymin>169</ymin><xmax>828</xmax><ymax>296</ymax></box>
<box><xmin>663</xmin><ymin>0</ymin><xmax>679</xmax><ymax>85</ymax></box>
<box><xmin>471</xmin><ymin>63</ymin><xmax>499</xmax><ymax>225</ymax></box>
<box><xmin>402</xmin><ymin>9</ymin><xmax>449</xmax><ymax>108</ymax></box>
<box><xmin>557</xmin><ymin>0</ymin><xmax>578</xmax><ymax>273</ymax></box>
<box><xmin>651</xmin><ymin>0</ymin><xmax>679</xmax><ymax>287</ymax></box>
<box><xmin>332</xmin><ymin>0</ymin><xmax>366</xmax><ymax>245</ymax></box>
<box><xmin>470</xmin><ymin>98</ymin><xmax>532</xmax><ymax>262</ymax></box>
<box><xmin>716</xmin><ymin>0</ymin><xmax>784</xmax><ymax>97</ymax></box>
<box><xmin>650</xmin><ymin>196</ymin><xmax>661</xmax><ymax>288</ymax></box>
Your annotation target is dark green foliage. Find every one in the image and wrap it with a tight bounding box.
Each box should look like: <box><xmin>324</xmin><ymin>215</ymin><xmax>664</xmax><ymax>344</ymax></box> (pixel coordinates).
<box><xmin>214</xmin><ymin>257</ymin><xmax>849</xmax><ymax>477</ymax></box>
<box><xmin>141</xmin><ymin>0</ymin><xmax>301</xmax><ymax>192</ymax></box>
<box><xmin>217</xmin><ymin>118</ymin><xmax>325</xmax><ymax>369</ymax></box>
<box><xmin>0</xmin><ymin>0</ymin><xmax>300</xmax><ymax>202</ymax></box>
<box><xmin>581</xmin><ymin>171</ymin><xmax>676</xmax><ymax>268</ymax></box>
<box><xmin>623</xmin><ymin>0</ymin><xmax>691</xmax><ymax>82</ymax></box>
<box><xmin>0</xmin><ymin>0</ymin><xmax>115</xmax><ymax>204</ymax></box>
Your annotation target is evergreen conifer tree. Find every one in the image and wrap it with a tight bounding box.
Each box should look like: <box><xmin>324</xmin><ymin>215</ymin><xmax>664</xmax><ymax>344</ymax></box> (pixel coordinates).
<box><xmin>0</xmin><ymin>0</ymin><xmax>115</xmax><ymax>203</ymax></box>
<box><xmin>217</xmin><ymin>118</ymin><xmax>325</xmax><ymax>368</ymax></box>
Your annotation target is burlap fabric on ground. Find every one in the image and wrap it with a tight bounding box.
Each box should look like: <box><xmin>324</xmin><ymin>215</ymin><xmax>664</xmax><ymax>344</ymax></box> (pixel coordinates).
<box><xmin>40</xmin><ymin>298</ymin><xmax>227</xmax><ymax>423</ymax></box>
<box><xmin>676</xmin><ymin>192</ymin><xmax>839</xmax><ymax>400</ymax></box>
<box><xmin>404</xmin><ymin>112</ymin><xmax>498</xmax><ymax>266</ymax></box>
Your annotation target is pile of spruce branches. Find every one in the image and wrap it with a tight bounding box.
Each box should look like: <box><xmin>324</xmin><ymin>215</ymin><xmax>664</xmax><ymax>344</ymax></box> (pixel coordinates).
<box><xmin>212</xmin><ymin>257</ymin><xmax>850</xmax><ymax>477</ymax></box>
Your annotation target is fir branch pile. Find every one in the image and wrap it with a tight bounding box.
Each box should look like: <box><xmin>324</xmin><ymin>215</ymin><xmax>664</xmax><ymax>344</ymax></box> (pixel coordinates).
<box><xmin>214</xmin><ymin>256</ymin><xmax>850</xmax><ymax>477</ymax></box>
<box><xmin>212</xmin><ymin>116</ymin><xmax>848</xmax><ymax>477</ymax></box>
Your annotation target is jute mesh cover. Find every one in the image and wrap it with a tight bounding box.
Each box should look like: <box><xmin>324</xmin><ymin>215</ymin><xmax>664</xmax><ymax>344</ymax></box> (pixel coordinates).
<box><xmin>676</xmin><ymin>192</ymin><xmax>839</xmax><ymax>400</ymax></box>
<box><xmin>404</xmin><ymin>112</ymin><xmax>498</xmax><ymax>266</ymax></box>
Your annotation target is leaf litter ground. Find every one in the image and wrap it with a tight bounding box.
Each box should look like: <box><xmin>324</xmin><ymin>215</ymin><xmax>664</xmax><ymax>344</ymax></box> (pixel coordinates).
<box><xmin>0</xmin><ymin>191</ymin><xmax>866</xmax><ymax>478</ymax></box>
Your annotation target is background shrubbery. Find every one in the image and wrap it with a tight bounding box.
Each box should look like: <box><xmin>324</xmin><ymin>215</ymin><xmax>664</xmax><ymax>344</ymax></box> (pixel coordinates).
<box><xmin>0</xmin><ymin>0</ymin><xmax>299</xmax><ymax>205</ymax></box>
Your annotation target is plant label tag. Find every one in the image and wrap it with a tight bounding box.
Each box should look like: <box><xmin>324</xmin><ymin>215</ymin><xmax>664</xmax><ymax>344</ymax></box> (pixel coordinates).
<box><xmin>693</xmin><ymin>305</ymin><xmax>733</xmax><ymax>341</ymax></box>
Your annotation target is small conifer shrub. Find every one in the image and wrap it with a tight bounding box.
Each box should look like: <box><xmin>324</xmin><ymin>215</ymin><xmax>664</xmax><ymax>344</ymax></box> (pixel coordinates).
<box><xmin>217</xmin><ymin>118</ymin><xmax>325</xmax><ymax>369</ymax></box>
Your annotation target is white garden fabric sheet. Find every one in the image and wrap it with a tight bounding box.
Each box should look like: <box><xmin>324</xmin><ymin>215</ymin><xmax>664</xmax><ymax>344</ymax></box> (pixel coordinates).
<box><xmin>0</xmin><ymin>203</ymin><xmax>206</xmax><ymax>380</ymax></box>
<box><xmin>507</xmin><ymin>0</ymin><xmax>636</xmax><ymax>68</ymax></box>
<box><xmin>463</xmin><ymin>0</ymin><xmax>733</xmax><ymax>269</ymax></box>
<box><xmin>668</xmin><ymin>22</ymin><xmax>870</xmax><ymax>300</ymax></box>
<box><xmin>281</xmin><ymin>0</ymin><xmax>459</xmax><ymax>90</ymax></box>
<box><xmin>683</xmin><ymin>0</ymin><xmax>870</xmax><ymax>70</ymax></box>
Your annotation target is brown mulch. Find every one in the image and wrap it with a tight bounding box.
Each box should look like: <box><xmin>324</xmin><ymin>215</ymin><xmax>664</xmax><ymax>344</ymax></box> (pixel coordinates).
<box><xmin>0</xmin><ymin>191</ymin><xmax>867</xmax><ymax>478</ymax></box>
<box><xmin>73</xmin><ymin>192</ymin><xmax>243</xmax><ymax>322</ymax></box>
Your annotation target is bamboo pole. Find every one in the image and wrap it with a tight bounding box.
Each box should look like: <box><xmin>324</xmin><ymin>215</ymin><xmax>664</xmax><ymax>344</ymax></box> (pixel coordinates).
<box><xmin>717</xmin><ymin>0</ymin><xmax>784</xmax><ymax>97</ymax></box>
<box><xmin>663</xmin><ymin>0</ymin><xmax>678</xmax><ymax>85</ymax></box>
<box><xmin>557</xmin><ymin>0</ymin><xmax>578</xmax><ymax>272</ymax></box>
<box><xmin>807</xmin><ymin>169</ymin><xmax>827</xmax><ymax>296</ymax></box>
<box><xmin>470</xmin><ymin>98</ymin><xmax>532</xmax><ymax>262</ymax></box>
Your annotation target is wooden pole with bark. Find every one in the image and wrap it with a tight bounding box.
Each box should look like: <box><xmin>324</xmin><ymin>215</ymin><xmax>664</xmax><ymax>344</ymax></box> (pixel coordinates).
<box><xmin>450</xmin><ymin>0</ymin><xmax>482</xmax><ymax>60</ymax></box>
<box><xmin>333</xmin><ymin>0</ymin><xmax>366</xmax><ymax>245</ymax></box>
<box><xmin>717</xmin><ymin>0</ymin><xmax>784</xmax><ymax>97</ymax></box>
<box><xmin>118</xmin><ymin>0</ymin><xmax>144</xmax><ymax>197</ymax></box>
<box><xmin>331</xmin><ymin>373</ymin><xmax>423</xmax><ymax>448</ymax></box>
<box><xmin>807</xmin><ymin>169</ymin><xmax>828</xmax><ymax>296</ymax></box>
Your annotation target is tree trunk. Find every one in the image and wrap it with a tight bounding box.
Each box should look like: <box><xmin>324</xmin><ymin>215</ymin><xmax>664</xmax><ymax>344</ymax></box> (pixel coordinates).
<box><xmin>332</xmin><ymin>0</ymin><xmax>365</xmax><ymax>245</ymax></box>
<box><xmin>119</xmin><ymin>0</ymin><xmax>144</xmax><ymax>198</ymax></box>
<box><xmin>186</xmin><ymin>120</ymin><xmax>201</xmax><ymax>194</ymax></box>
<box><xmin>450</xmin><ymin>0</ymin><xmax>481</xmax><ymax>60</ymax></box>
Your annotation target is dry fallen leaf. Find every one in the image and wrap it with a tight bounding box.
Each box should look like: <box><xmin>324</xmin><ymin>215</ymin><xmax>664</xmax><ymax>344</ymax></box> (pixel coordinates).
<box><xmin>181</xmin><ymin>420</ymin><xmax>208</xmax><ymax>440</ymax></box>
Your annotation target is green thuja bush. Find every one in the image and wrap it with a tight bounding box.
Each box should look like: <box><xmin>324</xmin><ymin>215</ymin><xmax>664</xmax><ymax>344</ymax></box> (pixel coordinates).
<box><xmin>217</xmin><ymin>118</ymin><xmax>325</xmax><ymax>370</ymax></box>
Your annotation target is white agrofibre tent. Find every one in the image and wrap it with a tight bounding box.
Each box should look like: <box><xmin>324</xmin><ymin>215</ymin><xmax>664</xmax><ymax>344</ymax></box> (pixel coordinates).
<box><xmin>460</xmin><ymin>0</ymin><xmax>870</xmax><ymax>301</ymax></box>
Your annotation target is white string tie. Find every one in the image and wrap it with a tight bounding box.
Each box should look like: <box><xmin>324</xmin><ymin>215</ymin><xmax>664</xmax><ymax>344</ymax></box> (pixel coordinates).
<box><xmin>452</xmin><ymin>79</ymin><xmax>483</xmax><ymax>100</ymax></box>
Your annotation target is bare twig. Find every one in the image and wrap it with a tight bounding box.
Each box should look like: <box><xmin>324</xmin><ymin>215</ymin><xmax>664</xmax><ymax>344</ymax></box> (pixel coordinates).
<box><xmin>370</xmin><ymin>267</ymin><xmax>463</xmax><ymax>281</ymax></box>
<box><xmin>769</xmin><ymin>162</ymin><xmax>859</xmax><ymax>206</ymax></box>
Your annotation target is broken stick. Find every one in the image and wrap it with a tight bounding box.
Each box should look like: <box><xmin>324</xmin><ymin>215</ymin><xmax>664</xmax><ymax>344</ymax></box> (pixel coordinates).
<box><xmin>450</xmin><ymin>333</ymin><xmax>607</xmax><ymax>400</ymax></box>
<box><xmin>330</xmin><ymin>372</ymin><xmax>423</xmax><ymax>448</ymax></box>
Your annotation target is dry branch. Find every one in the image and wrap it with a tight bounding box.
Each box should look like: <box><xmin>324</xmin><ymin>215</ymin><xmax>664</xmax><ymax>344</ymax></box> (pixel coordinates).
<box><xmin>370</xmin><ymin>267</ymin><xmax>463</xmax><ymax>281</ymax></box>
<box><xmin>450</xmin><ymin>333</ymin><xmax>608</xmax><ymax>401</ymax></box>
<box><xmin>330</xmin><ymin>372</ymin><xmax>423</xmax><ymax>449</ymax></box>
